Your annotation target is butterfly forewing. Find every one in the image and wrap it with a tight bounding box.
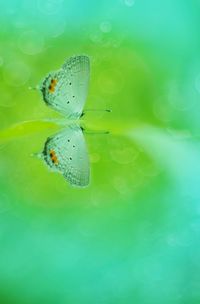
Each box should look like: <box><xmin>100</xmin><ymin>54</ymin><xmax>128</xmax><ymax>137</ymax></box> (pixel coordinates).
<box><xmin>40</xmin><ymin>55</ymin><xmax>90</xmax><ymax>118</ymax></box>
<box><xmin>42</xmin><ymin>126</ymin><xmax>90</xmax><ymax>187</ymax></box>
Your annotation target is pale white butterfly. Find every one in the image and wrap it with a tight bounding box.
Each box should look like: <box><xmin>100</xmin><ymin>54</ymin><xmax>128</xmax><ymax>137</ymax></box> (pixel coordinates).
<box><xmin>39</xmin><ymin>55</ymin><xmax>90</xmax><ymax>118</ymax></box>
<box><xmin>41</xmin><ymin>125</ymin><xmax>90</xmax><ymax>187</ymax></box>
<box><xmin>37</xmin><ymin>55</ymin><xmax>90</xmax><ymax>187</ymax></box>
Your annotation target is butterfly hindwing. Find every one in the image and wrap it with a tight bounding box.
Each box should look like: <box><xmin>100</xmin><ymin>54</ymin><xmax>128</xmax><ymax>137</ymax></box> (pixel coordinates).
<box><xmin>42</xmin><ymin>126</ymin><xmax>90</xmax><ymax>187</ymax></box>
<box><xmin>40</xmin><ymin>55</ymin><xmax>90</xmax><ymax>118</ymax></box>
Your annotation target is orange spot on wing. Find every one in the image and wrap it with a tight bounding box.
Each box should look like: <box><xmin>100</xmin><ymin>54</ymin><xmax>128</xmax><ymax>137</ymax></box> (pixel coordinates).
<box><xmin>49</xmin><ymin>149</ymin><xmax>59</xmax><ymax>165</ymax></box>
<box><xmin>51</xmin><ymin>79</ymin><xmax>57</xmax><ymax>85</ymax></box>
<box><xmin>49</xmin><ymin>79</ymin><xmax>58</xmax><ymax>93</ymax></box>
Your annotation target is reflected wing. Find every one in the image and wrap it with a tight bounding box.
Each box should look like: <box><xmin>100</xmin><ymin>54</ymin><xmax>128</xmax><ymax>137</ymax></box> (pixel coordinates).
<box><xmin>42</xmin><ymin>125</ymin><xmax>90</xmax><ymax>187</ymax></box>
<box><xmin>40</xmin><ymin>55</ymin><xmax>90</xmax><ymax>118</ymax></box>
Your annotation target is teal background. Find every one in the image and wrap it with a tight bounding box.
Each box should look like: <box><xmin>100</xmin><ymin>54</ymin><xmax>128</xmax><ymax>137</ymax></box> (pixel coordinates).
<box><xmin>0</xmin><ymin>0</ymin><xmax>200</xmax><ymax>303</ymax></box>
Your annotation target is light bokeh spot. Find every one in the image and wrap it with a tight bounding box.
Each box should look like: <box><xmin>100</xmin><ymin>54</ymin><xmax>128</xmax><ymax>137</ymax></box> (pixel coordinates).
<box><xmin>124</xmin><ymin>0</ymin><xmax>135</xmax><ymax>7</ymax></box>
<box><xmin>37</xmin><ymin>0</ymin><xmax>63</xmax><ymax>15</ymax></box>
<box><xmin>18</xmin><ymin>30</ymin><xmax>44</xmax><ymax>55</ymax></box>
<box><xmin>3</xmin><ymin>61</ymin><xmax>30</xmax><ymax>87</ymax></box>
<box><xmin>100</xmin><ymin>21</ymin><xmax>112</xmax><ymax>33</ymax></box>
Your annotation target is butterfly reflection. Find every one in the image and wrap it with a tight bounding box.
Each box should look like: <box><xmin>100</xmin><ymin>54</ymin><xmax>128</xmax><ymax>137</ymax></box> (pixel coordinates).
<box><xmin>40</xmin><ymin>125</ymin><xmax>90</xmax><ymax>187</ymax></box>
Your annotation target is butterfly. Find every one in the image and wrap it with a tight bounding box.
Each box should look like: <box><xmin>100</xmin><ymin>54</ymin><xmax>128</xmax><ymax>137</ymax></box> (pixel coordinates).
<box><xmin>41</xmin><ymin>125</ymin><xmax>90</xmax><ymax>187</ymax></box>
<box><xmin>39</xmin><ymin>55</ymin><xmax>90</xmax><ymax>118</ymax></box>
<box><xmin>37</xmin><ymin>55</ymin><xmax>90</xmax><ymax>187</ymax></box>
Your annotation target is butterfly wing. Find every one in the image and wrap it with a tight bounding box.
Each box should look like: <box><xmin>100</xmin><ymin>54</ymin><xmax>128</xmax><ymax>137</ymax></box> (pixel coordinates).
<box><xmin>40</xmin><ymin>55</ymin><xmax>90</xmax><ymax>118</ymax></box>
<box><xmin>42</xmin><ymin>125</ymin><xmax>90</xmax><ymax>187</ymax></box>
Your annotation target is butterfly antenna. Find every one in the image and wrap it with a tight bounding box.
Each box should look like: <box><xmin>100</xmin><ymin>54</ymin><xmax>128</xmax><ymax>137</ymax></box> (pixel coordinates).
<box><xmin>84</xmin><ymin>109</ymin><xmax>111</xmax><ymax>113</ymax></box>
<box><xmin>81</xmin><ymin>109</ymin><xmax>111</xmax><ymax>117</ymax></box>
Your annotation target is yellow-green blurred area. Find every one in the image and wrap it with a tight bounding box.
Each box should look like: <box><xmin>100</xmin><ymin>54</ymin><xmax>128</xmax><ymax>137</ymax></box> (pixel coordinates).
<box><xmin>0</xmin><ymin>0</ymin><xmax>200</xmax><ymax>303</ymax></box>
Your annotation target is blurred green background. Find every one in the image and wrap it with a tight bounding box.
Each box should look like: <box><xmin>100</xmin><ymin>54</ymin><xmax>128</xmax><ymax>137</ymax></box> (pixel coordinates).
<box><xmin>0</xmin><ymin>0</ymin><xmax>200</xmax><ymax>303</ymax></box>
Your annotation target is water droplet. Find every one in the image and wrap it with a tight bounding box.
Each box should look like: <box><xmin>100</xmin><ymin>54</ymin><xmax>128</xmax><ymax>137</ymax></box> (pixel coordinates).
<box><xmin>18</xmin><ymin>30</ymin><xmax>44</xmax><ymax>55</ymax></box>
<box><xmin>100</xmin><ymin>21</ymin><xmax>112</xmax><ymax>33</ymax></box>
<box><xmin>3</xmin><ymin>61</ymin><xmax>30</xmax><ymax>87</ymax></box>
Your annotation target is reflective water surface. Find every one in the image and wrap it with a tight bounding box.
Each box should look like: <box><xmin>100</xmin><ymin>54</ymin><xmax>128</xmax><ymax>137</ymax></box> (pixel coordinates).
<box><xmin>0</xmin><ymin>0</ymin><xmax>200</xmax><ymax>303</ymax></box>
